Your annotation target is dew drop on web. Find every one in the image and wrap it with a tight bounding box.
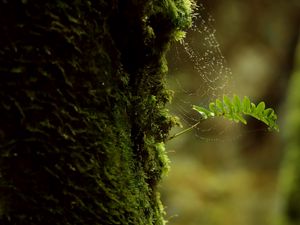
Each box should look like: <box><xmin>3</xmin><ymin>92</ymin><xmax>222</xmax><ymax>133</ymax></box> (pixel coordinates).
<box><xmin>167</xmin><ymin>3</ymin><xmax>235</xmax><ymax>141</ymax></box>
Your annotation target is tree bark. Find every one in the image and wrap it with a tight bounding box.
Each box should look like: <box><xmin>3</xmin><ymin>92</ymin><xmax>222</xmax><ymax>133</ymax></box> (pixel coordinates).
<box><xmin>0</xmin><ymin>1</ymin><xmax>193</xmax><ymax>224</ymax></box>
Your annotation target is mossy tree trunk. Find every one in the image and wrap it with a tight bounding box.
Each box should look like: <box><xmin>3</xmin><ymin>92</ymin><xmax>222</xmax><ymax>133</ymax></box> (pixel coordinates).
<box><xmin>0</xmin><ymin>1</ymin><xmax>193</xmax><ymax>224</ymax></box>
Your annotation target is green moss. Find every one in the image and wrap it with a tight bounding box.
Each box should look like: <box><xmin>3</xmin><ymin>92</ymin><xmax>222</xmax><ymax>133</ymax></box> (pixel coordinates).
<box><xmin>0</xmin><ymin>0</ymin><xmax>194</xmax><ymax>224</ymax></box>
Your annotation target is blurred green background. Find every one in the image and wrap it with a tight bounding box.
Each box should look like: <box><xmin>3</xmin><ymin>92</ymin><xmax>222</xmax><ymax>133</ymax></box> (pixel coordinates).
<box><xmin>162</xmin><ymin>1</ymin><xmax>300</xmax><ymax>225</ymax></box>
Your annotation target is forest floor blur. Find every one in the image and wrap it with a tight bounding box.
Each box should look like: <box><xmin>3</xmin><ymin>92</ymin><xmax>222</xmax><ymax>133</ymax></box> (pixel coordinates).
<box><xmin>161</xmin><ymin>130</ymin><xmax>281</xmax><ymax>225</ymax></box>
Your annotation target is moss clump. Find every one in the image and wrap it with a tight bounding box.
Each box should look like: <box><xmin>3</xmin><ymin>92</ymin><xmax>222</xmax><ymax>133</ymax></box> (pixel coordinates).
<box><xmin>0</xmin><ymin>0</ymin><xmax>194</xmax><ymax>224</ymax></box>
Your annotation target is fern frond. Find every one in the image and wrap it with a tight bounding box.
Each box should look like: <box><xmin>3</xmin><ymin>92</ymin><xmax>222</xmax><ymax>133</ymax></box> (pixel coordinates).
<box><xmin>192</xmin><ymin>95</ymin><xmax>279</xmax><ymax>132</ymax></box>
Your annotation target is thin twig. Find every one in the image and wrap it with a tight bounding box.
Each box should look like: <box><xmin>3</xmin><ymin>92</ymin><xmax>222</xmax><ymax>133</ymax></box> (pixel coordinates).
<box><xmin>168</xmin><ymin>121</ymin><xmax>201</xmax><ymax>141</ymax></box>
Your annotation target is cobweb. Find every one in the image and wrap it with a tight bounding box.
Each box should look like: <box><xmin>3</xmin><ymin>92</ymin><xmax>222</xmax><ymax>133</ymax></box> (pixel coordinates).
<box><xmin>167</xmin><ymin>3</ymin><xmax>236</xmax><ymax>141</ymax></box>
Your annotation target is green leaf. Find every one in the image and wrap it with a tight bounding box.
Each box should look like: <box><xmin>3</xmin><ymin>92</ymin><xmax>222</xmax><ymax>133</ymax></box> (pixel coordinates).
<box><xmin>223</xmin><ymin>95</ymin><xmax>232</xmax><ymax>107</ymax></box>
<box><xmin>250</xmin><ymin>102</ymin><xmax>256</xmax><ymax>112</ymax></box>
<box><xmin>236</xmin><ymin>113</ymin><xmax>247</xmax><ymax>124</ymax></box>
<box><xmin>223</xmin><ymin>95</ymin><xmax>233</xmax><ymax>113</ymax></box>
<box><xmin>192</xmin><ymin>95</ymin><xmax>279</xmax><ymax>132</ymax></box>
<box><xmin>263</xmin><ymin>108</ymin><xmax>274</xmax><ymax>117</ymax></box>
<box><xmin>233</xmin><ymin>95</ymin><xmax>241</xmax><ymax>112</ymax></box>
<box><xmin>192</xmin><ymin>105</ymin><xmax>213</xmax><ymax>119</ymax></box>
<box><xmin>209</xmin><ymin>102</ymin><xmax>217</xmax><ymax>112</ymax></box>
<box><xmin>232</xmin><ymin>114</ymin><xmax>241</xmax><ymax>122</ymax></box>
<box><xmin>215</xmin><ymin>99</ymin><xmax>224</xmax><ymax>114</ymax></box>
<box><xmin>242</xmin><ymin>96</ymin><xmax>251</xmax><ymax>113</ymax></box>
<box><xmin>255</xmin><ymin>102</ymin><xmax>265</xmax><ymax>115</ymax></box>
<box><xmin>169</xmin><ymin>95</ymin><xmax>279</xmax><ymax>141</ymax></box>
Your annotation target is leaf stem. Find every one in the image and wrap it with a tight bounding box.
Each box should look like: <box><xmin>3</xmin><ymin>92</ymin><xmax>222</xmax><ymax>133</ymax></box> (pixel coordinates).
<box><xmin>168</xmin><ymin>121</ymin><xmax>201</xmax><ymax>141</ymax></box>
